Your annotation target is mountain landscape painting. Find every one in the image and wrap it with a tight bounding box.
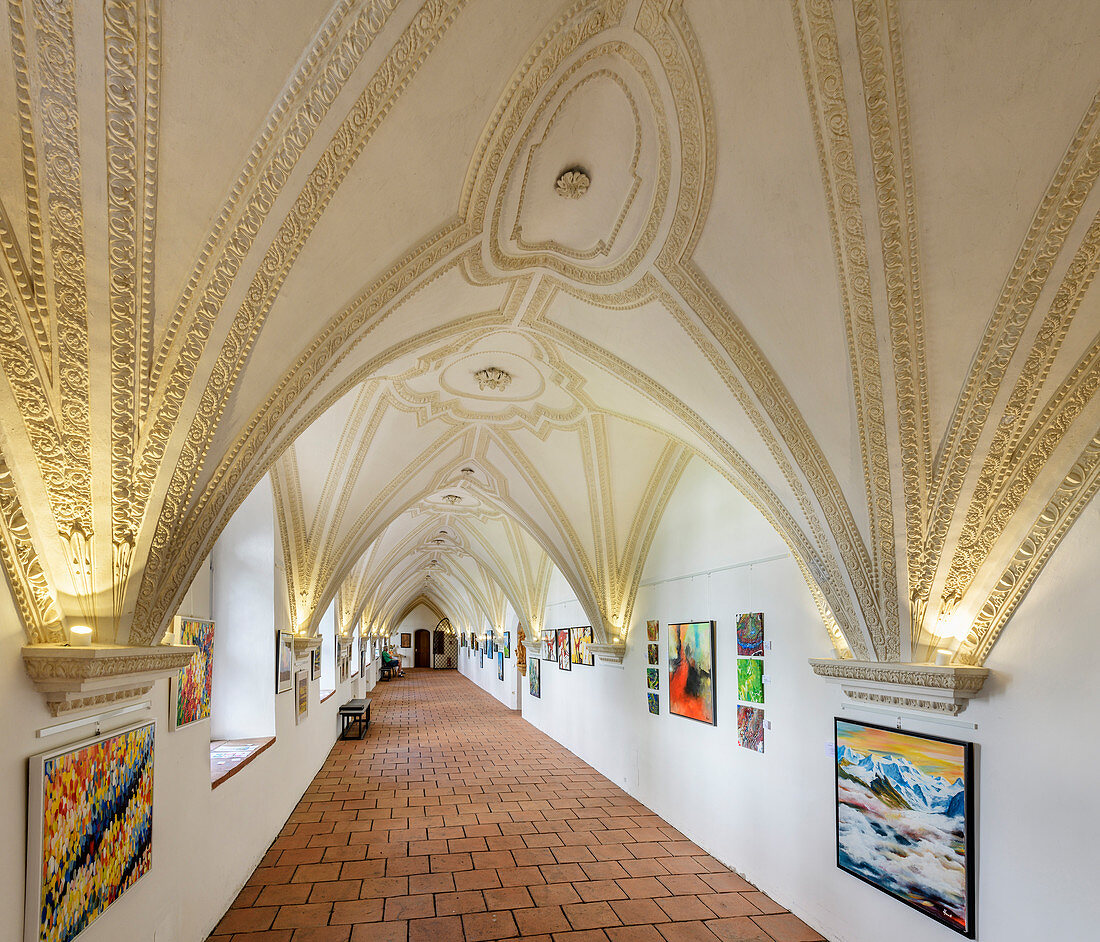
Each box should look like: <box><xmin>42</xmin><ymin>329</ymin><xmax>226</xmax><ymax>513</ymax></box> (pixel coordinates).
<box><xmin>835</xmin><ymin>719</ymin><xmax>974</xmax><ymax>937</ymax></box>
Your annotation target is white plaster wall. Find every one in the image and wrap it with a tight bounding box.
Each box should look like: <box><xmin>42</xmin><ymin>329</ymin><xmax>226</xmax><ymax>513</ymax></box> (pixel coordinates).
<box><xmin>458</xmin><ymin>612</ymin><xmax>519</xmax><ymax>709</ymax></box>
<box><xmin>0</xmin><ymin>480</ymin><xmax>360</xmax><ymax>942</ymax></box>
<box><xmin>517</xmin><ymin>459</ymin><xmax>1100</xmax><ymax>942</ymax></box>
<box><xmin>394</xmin><ymin>603</ymin><xmax>439</xmax><ymax>667</ymax></box>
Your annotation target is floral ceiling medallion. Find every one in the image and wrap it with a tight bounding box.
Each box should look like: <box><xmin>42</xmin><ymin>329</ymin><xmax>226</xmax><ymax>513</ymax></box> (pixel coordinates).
<box><xmin>474</xmin><ymin>367</ymin><xmax>513</xmax><ymax>391</ymax></box>
<box><xmin>442</xmin><ymin>494</ymin><xmax>462</xmax><ymax>505</ymax></box>
<box><xmin>555</xmin><ymin>168</ymin><xmax>590</xmax><ymax>199</ymax></box>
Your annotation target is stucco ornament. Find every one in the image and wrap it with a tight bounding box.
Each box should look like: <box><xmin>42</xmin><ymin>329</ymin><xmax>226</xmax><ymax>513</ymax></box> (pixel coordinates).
<box><xmin>555</xmin><ymin>168</ymin><xmax>590</xmax><ymax>199</ymax></box>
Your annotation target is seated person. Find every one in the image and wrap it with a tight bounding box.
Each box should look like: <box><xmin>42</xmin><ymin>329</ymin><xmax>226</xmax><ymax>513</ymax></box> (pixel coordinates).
<box><xmin>381</xmin><ymin>648</ymin><xmax>405</xmax><ymax>677</ymax></box>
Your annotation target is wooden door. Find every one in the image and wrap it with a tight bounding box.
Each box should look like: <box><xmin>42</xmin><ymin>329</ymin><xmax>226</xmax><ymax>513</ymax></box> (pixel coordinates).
<box><xmin>414</xmin><ymin>629</ymin><xmax>430</xmax><ymax>668</ymax></box>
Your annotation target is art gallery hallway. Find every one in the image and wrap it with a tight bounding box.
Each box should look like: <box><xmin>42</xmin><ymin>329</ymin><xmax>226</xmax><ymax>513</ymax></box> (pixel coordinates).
<box><xmin>208</xmin><ymin>669</ymin><xmax>826</xmax><ymax>942</ymax></box>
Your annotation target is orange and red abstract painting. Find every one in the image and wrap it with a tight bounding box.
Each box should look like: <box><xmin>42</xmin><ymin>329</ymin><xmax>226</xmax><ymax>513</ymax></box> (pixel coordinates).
<box><xmin>667</xmin><ymin>621</ymin><xmax>715</xmax><ymax>724</ymax></box>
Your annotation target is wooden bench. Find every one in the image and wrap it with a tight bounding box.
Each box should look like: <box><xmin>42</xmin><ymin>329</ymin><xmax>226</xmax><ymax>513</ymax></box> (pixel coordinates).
<box><xmin>338</xmin><ymin>699</ymin><xmax>370</xmax><ymax>740</ymax></box>
<box><xmin>380</xmin><ymin>660</ymin><xmax>400</xmax><ymax>680</ymax></box>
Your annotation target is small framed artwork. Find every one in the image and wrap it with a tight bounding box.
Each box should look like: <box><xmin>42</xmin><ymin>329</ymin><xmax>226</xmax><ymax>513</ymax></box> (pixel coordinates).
<box><xmin>573</xmin><ymin>626</ymin><xmax>594</xmax><ymax>666</ymax></box>
<box><xmin>461</xmin><ymin>632</ymin><xmax>466</xmax><ymax>648</ymax></box>
<box><xmin>401</xmin><ymin>632</ymin><xmax>411</xmax><ymax>648</ymax></box>
<box><xmin>556</xmin><ymin>628</ymin><xmax>572</xmax><ymax>670</ymax></box>
<box><xmin>543</xmin><ymin>630</ymin><xmax>556</xmax><ymax>661</ymax></box>
<box><xmin>360</xmin><ymin>642</ymin><xmax>367</xmax><ymax>678</ymax></box>
<box><xmin>737</xmin><ymin>658</ymin><xmax>764</xmax><ymax>704</ymax></box>
<box><xmin>276</xmin><ymin>630</ymin><xmax>294</xmax><ymax>693</ymax></box>
<box><xmin>667</xmin><ymin>621</ymin><xmax>716</xmax><ymax>724</ymax></box>
<box><xmin>529</xmin><ymin>657</ymin><xmax>541</xmax><ymax>697</ymax></box>
<box><xmin>295</xmin><ymin>669</ymin><xmax>309</xmax><ymax>725</ymax></box>
<box><xmin>647</xmin><ymin>691</ymin><xmax>659</xmax><ymax>715</ymax></box>
<box><xmin>835</xmin><ymin>718</ymin><xmax>975</xmax><ymax>937</ymax></box>
<box><xmin>737</xmin><ymin>705</ymin><xmax>764</xmax><ymax>752</ymax></box>
<box><xmin>310</xmin><ymin>647</ymin><xmax>321</xmax><ymax>680</ymax></box>
<box><xmin>26</xmin><ymin>721</ymin><xmax>155</xmax><ymax>942</ymax></box>
<box><xmin>646</xmin><ymin>667</ymin><xmax>659</xmax><ymax>690</ymax></box>
<box><xmin>479</xmin><ymin>648</ymin><xmax>484</xmax><ymax>669</ymax></box>
<box><xmin>737</xmin><ymin>612</ymin><xmax>764</xmax><ymax>657</ymax></box>
<box><xmin>170</xmin><ymin>616</ymin><xmax>215</xmax><ymax>731</ymax></box>
<box><xmin>497</xmin><ymin>651</ymin><xmax>504</xmax><ymax>681</ymax></box>
<box><xmin>504</xmin><ymin>631</ymin><xmax>510</xmax><ymax>658</ymax></box>
<box><xmin>647</xmin><ymin>643</ymin><xmax>658</xmax><ymax>665</ymax></box>
<box><xmin>647</xmin><ymin>619</ymin><xmax>659</xmax><ymax>642</ymax></box>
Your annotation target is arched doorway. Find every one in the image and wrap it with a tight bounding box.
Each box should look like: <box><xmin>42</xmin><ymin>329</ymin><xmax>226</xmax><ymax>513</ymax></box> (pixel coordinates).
<box><xmin>434</xmin><ymin>618</ymin><xmax>457</xmax><ymax>669</ymax></box>
<box><xmin>414</xmin><ymin>629</ymin><xmax>431</xmax><ymax>668</ymax></box>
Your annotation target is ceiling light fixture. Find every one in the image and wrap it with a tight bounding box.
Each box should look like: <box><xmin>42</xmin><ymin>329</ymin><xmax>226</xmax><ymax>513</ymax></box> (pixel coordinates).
<box><xmin>474</xmin><ymin>367</ymin><xmax>512</xmax><ymax>391</ymax></box>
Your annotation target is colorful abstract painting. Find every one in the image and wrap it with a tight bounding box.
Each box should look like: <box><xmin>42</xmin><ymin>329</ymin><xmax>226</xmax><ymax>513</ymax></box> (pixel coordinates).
<box><xmin>556</xmin><ymin>628</ymin><xmax>572</xmax><ymax>670</ymax></box>
<box><xmin>170</xmin><ymin>617</ymin><xmax>215</xmax><ymax>730</ymax></box>
<box><xmin>295</xmin><ymin>670</ymin><xmax>309</xmax><ymax>725</ymax></box>
<box><xmin>28</xmin><ymin>722</ymin><xmax>155</xmax><ymax>942</ymax></box>
<box><xmin>529</xmin><ymin>656</ymin><xmax>541</xmax><ymax>698</ymax></box>
<box><xmin>736</xmin><ymin>612</ymin><xmax>764</xmax><ymax>657</ymax></box>
<box><xmin>311</xmin><ymin>647</ymin><xmax>321</xmax><ymax>680</ymax></box>
<box><xmin>648</xmin><ymin>692</ymin><xmax>660</xmax><ymax>715</ymax></box>
<box><xmin>572</xmin><ymin>626</ymin><xmax>594</xmax><ymax>666</ymax></box>
<box><xmin>276</xmin><ymin>630</ymin><xmax>293</xmax><ymax>693</ymax></box>
<box><xmin>835</xmin><ymin>719</ymin><xmax>974</xmax><ymax>937</ymax></box>
<box><xmin>497</xmin><ymin>651</ymin><xmax>504</xmax><ymax>681</ymax></box>
<box><xmin>737</xmin><ymin>705</ymin><xmax>764</xmax><ymax>752</ymax></box>
<box><xmin>543</xmin><ymin>630</ymin><xmax>556</xmax><ymax>661</ymax></box>
<box><xmin>737</xmin><ymin>658</ymin><xmax>764</xmax><ymax>704</ymax></box>
<box><xmin>647</xmin><ymin>643</ymin><xmax>658</xmax><ymax>665</ymax></box>
<box><xmin>667</xmin><ymin>621</ymin><xmax>715</xmax><ymax>724</ymax></box>
<box><xmin>646</xmin><ymin>667</ymin><xmax>659</xmax><ymax>690</ymax></box>
<box><xmin>479</xmin><ymin>648</ymin><xmax>484</xmax><ymax>669</ymax></box>
<box><xmin>647</xmin><ymin>619</ymin><xmax>659</xmax><ymax>642</ymax></box>
<box><xmin>504</xmin><ymin>631</ymin><xmax>511</xmax><ymax>658</ymax></box>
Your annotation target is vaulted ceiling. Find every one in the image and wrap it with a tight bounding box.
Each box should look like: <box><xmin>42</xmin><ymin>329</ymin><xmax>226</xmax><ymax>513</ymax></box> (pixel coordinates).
<box><xmin>1</xmin><ymin>0</ymin><xmax>1098</xmax><ymax>672</ymax></box>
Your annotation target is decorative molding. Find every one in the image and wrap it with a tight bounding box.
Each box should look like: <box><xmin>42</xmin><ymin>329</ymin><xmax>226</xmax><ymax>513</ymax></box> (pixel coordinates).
<box><xmin>588</xmin><ymin>642</ymin><xmax>626</xmax><ymax>664</ymax></box>
<box><xmin>809</xmin><ymin>658</ymin><xmax>989</xmax><ymax>715</ymax></box>
<box><xmin>22</xmin><ymin>643</ymin><xmax>196</xmax><ymax>716</ymax></box>
<box><xmin>555</xmin><ymin>168</ymin><xmax>590</xmax><ymax>199</ymax></box>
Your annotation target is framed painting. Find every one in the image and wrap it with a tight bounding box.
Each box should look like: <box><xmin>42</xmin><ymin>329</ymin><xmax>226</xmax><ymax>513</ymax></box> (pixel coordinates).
<box><xmin>835</xmin><ymin>719</ymin><xmax>975</xmax><ymax>937</ymax></box>
<box><xmin>646</xmin><ymin>667</ymin><xmax>659</xmax><ymax>690</ymax></box>
<box><xmin>276</xmin><ymin>630</ymin><xmax>294</xmax><ymax>693</ymax></box>
<box><xmin>359</xmin><ymin>642</ymin><xmax>367</xmax><ymax>679</ymax></box>
<box><xmin>647</xmin><ymin>692</ymin><xmax>659</xmax><ymax>715</ymax></box>
<box><xmin>543</xmin><ymin>630</ymin><xmax>555</xmax><ymax>661</ymax></box>
<box><xmin>737</xmin><ymin>705</ymin><xmax>764</xmax><ymax>753</ymax></box>
<box><xmin>26</xmin><ymin>721</ymin><xmax>155</xmax><ymax>942</ymax></box>
<box><xmin>503</xmin><ymin>631</ymin><xmax>510</xmax><ymax>658</ymax></box>
<box><xmin>497</xmin><ymin>651</ymin><xmax>504</xmax><ymax>681</ymax></box>
<box><xmin>572</xmin><ymin>626</ymin><xmax>594</xmax><ymax>666</ymax></box>
<box><xmin>400</xmin><ymin>632</ymin><xmax>411</xmax><ymax>648</ymax></box>
<box><xmin>556</xmin><ymin>628</ymin><xmax>572</xmax><ymax>670</ymax></box>
<box><xmin>295</xmin><ymin>669</ymin><xmax>309</xmax><ymax>725</ymax></box>
<box><xmin>461</xmin><ymin>632</ymin><xmax>466</xmax><ymax>648</ymax></box>
<box><xmin>737</xmin><ymin>658</ymin><xmax>764</xmax><ymax>704</ymax></box>
<box><xmin>479</xmin><ymin>648</ymin><xmax>484</xmax><ymax>669</ymax></box>
<box><xmin>529</xmin><ymin>657</ymin><xmax>541</xmax><ymax>698</ymax></box>
<box><xmin>310</xmin><ymin>647</ymin><xmax>321</xmax><ymax>681</ymax></box>
<box><xmin>737</xmin><ymin>612</ymin><xmax>764</xmax><ymax>657</ymax></box>
<box><xmin>667</xmin><ymin>621</ymin><xmax>716</xmax><ymax>724</ymax></box>
<box><xmin>170</xmin><ymin>616</ymin><xmax>215</xmax><ymax>731</ymax></box>
<box><xmin>647</xmin><ymin>643</ymin><xmax>658</xmax><ymax>665</ymax></box>
<box><xmin>646</xmin><ymin>619</ymin><xmax>659</xmax><ymax>642</ymax></box>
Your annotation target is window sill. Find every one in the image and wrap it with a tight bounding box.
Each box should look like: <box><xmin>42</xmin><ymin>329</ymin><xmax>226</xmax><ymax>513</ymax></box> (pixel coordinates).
<box><xmin>210</xmin><ymin>737</ymin><xmax>275</xmax><ymax>789</ymax></box>
<box><xmin>320</xmin><ymin>689</ymin><xmax>335</xmax><ymax>703</ymax></box>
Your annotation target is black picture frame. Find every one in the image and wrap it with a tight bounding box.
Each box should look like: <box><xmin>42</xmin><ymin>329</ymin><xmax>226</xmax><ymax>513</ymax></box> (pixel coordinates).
<box><xmin>834</xmin><ymin>717</ymin><xmax>976</xmax><ymax>938</ymax></box>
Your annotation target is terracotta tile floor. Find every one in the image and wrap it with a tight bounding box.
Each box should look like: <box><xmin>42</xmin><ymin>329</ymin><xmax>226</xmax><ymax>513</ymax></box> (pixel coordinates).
<box><xmin>209</xmin><ymin>669</ymin><xmax>827</xmax><ymax>942</ymax></box>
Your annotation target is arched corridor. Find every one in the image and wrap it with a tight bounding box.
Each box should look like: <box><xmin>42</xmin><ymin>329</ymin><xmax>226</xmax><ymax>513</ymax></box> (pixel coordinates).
<box><xmin>208</xmin><ymin>670</ymin><xmax>823</xmax><ymax>942</ymax></box>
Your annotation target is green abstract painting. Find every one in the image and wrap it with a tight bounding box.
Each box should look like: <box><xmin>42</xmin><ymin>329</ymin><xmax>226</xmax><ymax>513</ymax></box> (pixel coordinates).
<box><xmin>737</xmin><ymin>658</ymin><xmax>764</xmax><ymax>704</ymax></box>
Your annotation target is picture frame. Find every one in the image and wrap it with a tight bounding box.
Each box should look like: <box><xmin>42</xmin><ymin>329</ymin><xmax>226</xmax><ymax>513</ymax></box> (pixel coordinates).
<box><xmin>529</xmin><ymin>656</ymin><xmax>541</xmax><ymax>698</ymax></box>
<box><xmin>573</xmin><ymin>625</ymin><xmax>594</xmax><ymax>666</ymax></box>
<box><xmin>26</xmin><ymin>721</ymin><xmax>155</xmax><ymax>942</ymax></box>
<box><xmin>295</xmin><ymin>669</ymin><xmax>309</xmax><ymax>725</ymax></box>
<box><xmin>556</xmin><ymin>627</ymin><xmax>571</xmax><ymax>670</ymax></box>
<box><xmin>497</xmin><ymin>650</ymin><xmax>504</xmax><ymax>681</ymax></box>
<box><xmin>835</xmin><ymin>718</ymin><xmax>975</xmax><ymax>937</ymax></box>
<box><xmin>276</xmin><ymin>630</ymin><xmax>294</xmax><ymax>693</ymax></box>
<box><xmin>543</xmin><ymin>629</ymin><xmax>555</xmax><ymax>661</ymax></box>
<box><xmin>667</xmin><ymin>621</ymin><xmax>716</xmax><ymax>724</ymax></box>
<box><xmin>401</xmin><ymin>632</ymin><xmax>411</xmax><ymax>648</ymax></box>
<box><xmin>503</xmin><ymin>630</ymin><xmax>510</xmax><ymax>658</ymax></box>
<box><xmin>170</xmin><ymin>616</ymin><xmax>215</xmax><ymax>731</ymax></box>
<box><xmin>311</xmin><ymin>646</ymin><xmax>321</xmax><ymax>680</ymax></box>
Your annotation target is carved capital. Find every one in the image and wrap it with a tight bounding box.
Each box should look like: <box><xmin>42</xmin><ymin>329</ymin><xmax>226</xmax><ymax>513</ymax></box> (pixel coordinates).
<box><xmin>588</xmin><ymin>642</ymin><xmax>626</xmax><ymax>665</ymax></box>
<box><xmin>292</xmin><ymin>635</ymin><xmax>323</xmax><ymax>657</ymax></box>
<box><xmin>23</xmin><ymin>643</ymin><xmax>198</xmax><ymax>716</ymax></box>
<box><xmin>808</xmin><ymin>658</ymin><xmax>990</xmax><ymax>715</ymax></box>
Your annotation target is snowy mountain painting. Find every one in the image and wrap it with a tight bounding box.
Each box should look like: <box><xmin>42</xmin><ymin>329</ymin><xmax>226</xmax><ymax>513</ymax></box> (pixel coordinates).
<box><xmin>835</xmin><ymin>719</ymin><xmax>974</xmax><ymax>938</ymax></box>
